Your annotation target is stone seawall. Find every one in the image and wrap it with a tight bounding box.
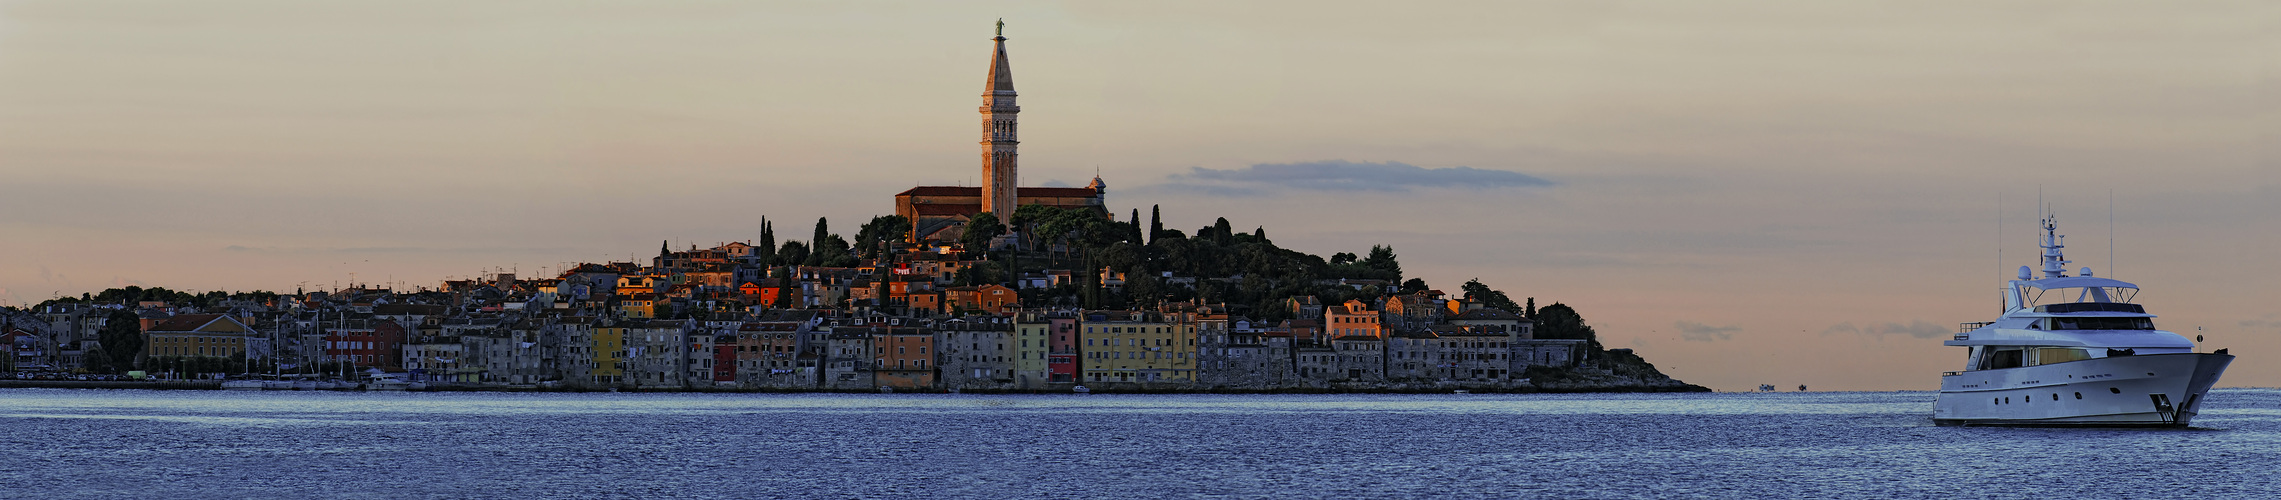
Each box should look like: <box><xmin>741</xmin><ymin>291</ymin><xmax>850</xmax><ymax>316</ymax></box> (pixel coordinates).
<box><xmin>0</xmin><ymin>380</ymin><xmax>223</xmax><ymax>390</ymax></box>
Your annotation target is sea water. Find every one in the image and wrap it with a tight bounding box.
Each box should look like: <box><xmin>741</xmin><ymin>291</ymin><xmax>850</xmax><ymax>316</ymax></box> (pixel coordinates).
<box><xmin>3</xmin><ymin>389</ymin><xmax>2277</xmax><ymax>499</ymax></box>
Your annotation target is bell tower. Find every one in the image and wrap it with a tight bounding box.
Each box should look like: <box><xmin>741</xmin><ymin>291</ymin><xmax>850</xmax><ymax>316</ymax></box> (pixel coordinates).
<box><xmin>980</xmin><ymin>20</ymin><xmax>1020</xmax><ymax>218</ymax></box>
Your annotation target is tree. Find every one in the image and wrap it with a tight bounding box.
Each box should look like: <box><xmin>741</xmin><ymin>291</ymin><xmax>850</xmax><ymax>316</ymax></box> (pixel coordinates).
<box><xmin>1533</xmin><ymin>303</ymin><xmax>1597</xmax><ymax>342</ymax></box>
<box><xmin>1401</xmin><ymin>278</ymin><xmax>1430</xmax><ymax>294</ymax></box>
<box><xmin>775</xmin><ymin>241</ymin><xmax>810</xmax><ymax>268</ymax></box>
<box><xmin>97</xmin><ymin>308</ymin><xmax>143</xmax><ymax>373</ymax></box>
<box><xmin>759</xmin><ymin>218</ymin><xmax>776</xmax><ymax>260</ymax></box>
<box><xmin>854</xmin><ymin>215</ymin><xmax>910</xmax><ymax>260</ymax></box>
<box><xmin>1149</xmin><ymin>205</ymin><xmax>1164</xmax><ymax>244</ymax></box>
<box><xmin>962</xmin><ymin>212</ymin><xmax>1006</xmax><ymax>252</ymax></box>
<box><xmin>1330</xmin><ymin>252</ymin><xmax>1358</xmax><ymax>265</ymax></box>
<box><xmin>1364</xmin><ymin>245</ymin><xmax>1401</xmax><ymax>280</ymax></box>
<box><xmin>1459</xmin><ymin>278</ymin><xmax>1523</xmax><ymax>312</ymax></box>
<box><xmin>810</xmin><ymin>217</ymin><xmax>831</xmax><ymax>254</ymax></box>
<box><xmin>1129</xmin><ymin>209</ymin><xmax>1144</xmax><ymax>245</ymax></box>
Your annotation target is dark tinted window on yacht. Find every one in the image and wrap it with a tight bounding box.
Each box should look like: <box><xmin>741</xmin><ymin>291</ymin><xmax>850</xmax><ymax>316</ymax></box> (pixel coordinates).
<box><xmin>2042</xmin><ymin>317</ymin><xmax>2154</xmax><ymax>330</ymax></box>
<box><xmin>1986</xmin><ymin>349</ymin><xmax>2024</xmax><ymax>369</ymax></box>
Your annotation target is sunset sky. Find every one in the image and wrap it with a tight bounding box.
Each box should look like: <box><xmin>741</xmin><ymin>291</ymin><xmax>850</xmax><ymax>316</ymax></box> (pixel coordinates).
<box><xmin>2</xmin><ymin>1</ymin><xmax>2273</xmax><ymax>391</ymax></box>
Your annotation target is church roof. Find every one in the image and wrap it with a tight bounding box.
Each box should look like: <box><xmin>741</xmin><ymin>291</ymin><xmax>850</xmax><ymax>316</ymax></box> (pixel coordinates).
<box><xmin>987</xmin><ymin>36</ymin><xmax>1015</xmax><ymax>93</ymax></box>
<box><xmin>895</xmin><ymin>186</ymin><xmax>1100</xmax><ymax>198</ymax></box>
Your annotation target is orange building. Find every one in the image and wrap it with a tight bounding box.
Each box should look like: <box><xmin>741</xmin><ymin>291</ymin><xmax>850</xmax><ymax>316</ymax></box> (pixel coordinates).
<box><xmin>946</xmin><ymin>284</ymin><xmax>1017</xmax><ymax>314</ymax></box>
<box><xmin>1323</xmin><ymin>299</ymin><xmax>1382</xmax><ymax>339</ymax></box>
<box><xmin>863</xmin><ymin>327</ymin><xmax>936</xmax><ymax>389</ymax></box>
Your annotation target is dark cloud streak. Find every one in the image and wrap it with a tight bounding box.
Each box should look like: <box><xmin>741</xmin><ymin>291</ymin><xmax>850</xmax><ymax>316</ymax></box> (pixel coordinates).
<box><xmin>1167</xmin><ymin>160</ymin><xmax>1553</xmax><ymax>194</ymax></box>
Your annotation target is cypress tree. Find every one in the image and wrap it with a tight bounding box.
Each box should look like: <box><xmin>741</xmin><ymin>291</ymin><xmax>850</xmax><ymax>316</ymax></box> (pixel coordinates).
<box><xmin>1130</xmin><ymin>209</ymin><xmax>1143</xmax><ymax>244</ymax></box>
<box><xmin>1149</xmin><ymin>205</ymin><xmax>1163</xmax><ymax>244</ymax></box>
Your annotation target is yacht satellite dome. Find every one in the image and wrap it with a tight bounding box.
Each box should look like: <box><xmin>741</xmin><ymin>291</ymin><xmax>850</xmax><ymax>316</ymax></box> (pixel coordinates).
<box><xmin>2083</xmin><ymin>267</ymin><xmax>2094</xmax><ymax>277</ymax></box>
<box><xmin>2018</xmin><ymin>266</ymin><xmax>2032</xmax><ymax>280</ymax></box>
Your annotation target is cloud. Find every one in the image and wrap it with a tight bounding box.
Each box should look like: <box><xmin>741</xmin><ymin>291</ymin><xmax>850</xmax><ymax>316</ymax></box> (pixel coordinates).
<box><xmin>1824</xmin><ymin>320</ymin><xmax>1948</xmax><ymax>339</ymax></box>
<box><xmin>1675</xmin><ymin>321</ymin><xmax>1739</xmax><ymax>342</ymax></box>
<box><xmin>225</xmin><ymin>245</ymin><xmax>574</xmax><ymax>255</ymax></box>
<box><xmin>1038</xmin><ymin>179</ymin><xmax>1072</xmax><ymax>188</ymax></box>
<box><xmin>1165</xmin><ymin>160</ymin><xmax>1553</xmax><ymax>194</ymax></box>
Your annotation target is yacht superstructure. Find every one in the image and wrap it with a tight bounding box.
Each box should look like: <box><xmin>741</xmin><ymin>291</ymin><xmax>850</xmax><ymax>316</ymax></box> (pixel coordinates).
<box><xmin>1934</xmin><ymin>214</ymin><xmax>2231</xmax><ymax>427</ymax></box>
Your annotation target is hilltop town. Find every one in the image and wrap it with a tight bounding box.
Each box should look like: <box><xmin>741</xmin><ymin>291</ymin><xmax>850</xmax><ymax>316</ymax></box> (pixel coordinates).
<box><xmin>0</xmin><ymin>221</ymin><xmax>1694</xmax><ymax>393</ymax></box>
<box><xmin>1</xmin><ymin>27</ymin><xmax>1698</xmax><ymax>393</ymax></box>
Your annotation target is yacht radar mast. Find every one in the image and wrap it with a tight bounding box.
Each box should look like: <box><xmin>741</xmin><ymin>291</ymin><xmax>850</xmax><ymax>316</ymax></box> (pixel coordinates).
<box><xmin>2039</xmin><ymin>213</ymin><xmax>2073</xmax><ymax>279</ymax></box>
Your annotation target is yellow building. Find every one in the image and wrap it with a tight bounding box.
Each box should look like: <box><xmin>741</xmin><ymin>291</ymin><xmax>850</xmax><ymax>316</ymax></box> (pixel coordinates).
<box><xmin>1079</xmin><ymin>310</ymin><xmax>1196</xmax><ymax>384</ymax></box>
<box><xmin>618</xmin><ymin>292</ymin><xmax>657</xmax><ymax>319</ymax></box>
<box><xmin>144</xmin><ymin>314</ymin><xmax>256</xmax><ymax>359</ymax></box>
<box><xmin>592</xmin><ymin>325</ymin><xmax>625</xmax><ymax>385</ymax></box>
<box><xmin>1013</xmin><ymin>311</ymin><xmax>1054</xmax><ymax>386</ymax></box>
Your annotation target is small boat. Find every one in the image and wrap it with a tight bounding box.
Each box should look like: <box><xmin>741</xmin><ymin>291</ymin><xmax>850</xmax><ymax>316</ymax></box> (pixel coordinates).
<box><xmin>1071</xmin><ymin>385</ymin><xmax>1091</xmax><ymax>394</ymax></box>
<box><xmin>221</xmin><ymin>379</ymin><xmax>266</xmax><ymax>391</ymax></box>
<box><xmin>1758</xmin><ymin>384</ymin><xmax>1777</xmax><ymax>392</ymax></box>
<box><xmin>262</xmin><ymin>380</ymin><xmax>293</xmax><ymax>390</ymax></box>
<box><xmin>293</xmin><ymin>380</ymin><xmax>317</xmax><ymax>391</ymax></box>
<box><xmin>1453</xmin><ymin>389</ymin><xmax>1470</xmax><ymax>394</ymax></box>
<box><xmin>367</xmin><ymin>377</ymin><xmax>409</xmax><ymax>392</ymax></box>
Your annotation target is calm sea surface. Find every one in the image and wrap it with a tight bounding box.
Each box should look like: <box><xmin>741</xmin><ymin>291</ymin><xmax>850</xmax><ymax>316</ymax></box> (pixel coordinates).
<box><xmin>4</xmin><ymin>388</ymin><xmax>2278</xmax><ymax>499</ymax></box>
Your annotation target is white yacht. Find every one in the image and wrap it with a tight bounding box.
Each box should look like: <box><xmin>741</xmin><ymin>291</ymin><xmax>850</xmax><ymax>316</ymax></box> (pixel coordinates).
<box><xmin>1935</xmin><ymin>215</ymin><xmax>2232</xmax><ymax>427</ymax></box>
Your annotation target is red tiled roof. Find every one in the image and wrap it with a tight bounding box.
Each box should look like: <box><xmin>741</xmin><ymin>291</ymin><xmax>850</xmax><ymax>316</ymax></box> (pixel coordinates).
<box><xmin>149</xmin><ymin>314</ymin><xmax>225</xmax><ymax>332</ymax></box>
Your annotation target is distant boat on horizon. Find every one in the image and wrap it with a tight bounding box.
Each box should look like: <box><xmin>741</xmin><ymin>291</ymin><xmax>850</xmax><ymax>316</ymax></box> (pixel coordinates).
<box><xmin>1934</xmin><ymin>214</ymin><xmax>2231</xmax><ymax>427</ymax></box>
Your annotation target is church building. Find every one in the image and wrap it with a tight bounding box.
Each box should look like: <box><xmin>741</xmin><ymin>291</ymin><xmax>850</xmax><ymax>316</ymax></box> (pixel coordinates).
<box><xmin>895</xmin><ymin>23</ymin><xmax>1107</xmax><ymax>243</ymax></box>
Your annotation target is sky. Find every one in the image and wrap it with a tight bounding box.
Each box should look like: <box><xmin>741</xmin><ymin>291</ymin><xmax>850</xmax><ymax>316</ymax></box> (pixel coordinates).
<box><xmin>1</xmin><ymin>1</ymin><xmax>2274</xmax><ymax>391</ymax></box>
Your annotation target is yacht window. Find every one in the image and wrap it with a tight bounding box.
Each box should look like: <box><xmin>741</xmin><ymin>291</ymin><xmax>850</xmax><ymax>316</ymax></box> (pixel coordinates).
<box><xmin>2043</xmin><ymin>317</ymin><xmax>2154</xmax><ymax>330</ymax></box>
<box><xmin>2075</xmin><ymin>392</ymin><xmax>2083</xmax><ymax>399</ymax></box>
<box><xmin>2033</xmin><ymin>348</ymin><xmax>2093</xmax><ymax>366</ymax></box>
<box><xmin>1985</xmin><ymin>349</ymin><xmax>2025</xmax><ymax>370</ymax></box>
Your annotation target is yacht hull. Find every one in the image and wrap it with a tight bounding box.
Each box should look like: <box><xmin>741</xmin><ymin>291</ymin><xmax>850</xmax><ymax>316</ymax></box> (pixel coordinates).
<box><xmin>1934</xmin><ymin>353</ymin><xmax>2230</xmax><ymax>427</ymax></box>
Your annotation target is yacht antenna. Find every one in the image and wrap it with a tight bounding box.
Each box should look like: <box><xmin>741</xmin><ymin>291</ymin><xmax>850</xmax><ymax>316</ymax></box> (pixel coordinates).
<box><xmin>2108</xmin><ymin>189</ymin><xmax>2116</xmax><ymax>279</ymax></box>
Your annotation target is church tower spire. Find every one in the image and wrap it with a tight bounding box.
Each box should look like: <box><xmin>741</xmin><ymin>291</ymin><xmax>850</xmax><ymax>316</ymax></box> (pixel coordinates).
<box><xmin>979</xmin><ymin>20</ymin><xmax>1020</xmax><ymax>218</ymax></box>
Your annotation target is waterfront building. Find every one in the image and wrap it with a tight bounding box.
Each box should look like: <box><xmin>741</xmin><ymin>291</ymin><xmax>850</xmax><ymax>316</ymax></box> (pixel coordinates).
<box><xmin>1078</xmin><ymin>310</ymin><xmax>1196</xmax><ymax>384</ymax></box>
<box><xmin>1386</xmin><ymin>330</ymin><xmax>1443</xmax><ymax>382</ymax></box>
<box><xmin>825</xmin><ymin>325</ymin><xmax>936</xmax><ymax>390</ymax></box>
<box><xmin>144</xmin><ymin>314</ymin><xmax>257</xmax><ymax>360</ymax></box>
<box><xmin>1295</xmin><ymin>345</ymin><xmax>1337</xmax><ymax>386</ymax></box>
<box><xmin>736</xmin><ymin>321</ymin><xmax>807</xmax><ymax>388</ymax></box>
<box><xmin>549</xmin><ymin>317</ymin><xmax>597</xmax><ymax>385</ymax></box>
<box><xmin>937</xmin><ymin>317</ymin><xmax>1015</xmax><ymax>389</ymax></box>
<box><xmin>1512</xmin><ymin>339</ymin><xmax>1587</xmax><ymax>370</ymax></box>
<box><xmin>1428</xmin><ymin>325</ymin><xmax>1512</xmax><ymax>382</ymax></box>
<box><xmin>590</xmin><ymin>324</ymin><xmax>625</xmax><ymax>386</ymax></box>
<box><xmin>626</xmin><ymin>319</ymin><xmax>692</xmax><ymax>388</ymax></box>
<box><xmin>1011</xmin><ymin>310</ymin><xmax>1061</xmax><ymax>388</ymax></box>
<box><xmin>1331</xmin><ymin>335</ymin><xmax>1386</xmax><ymax>382</ymax></box>
<box><xmin>323</xmin><ymin>318</ymin><xmax>406</xmax><ymax>371</ymax></box>
<box><xmin>401</xmin><ymin>337</ymin><xmax>464</xmax><ymax>383</ymax></box>
<box><xmin>1046</xmin><ymin>313</ymin><xmax>1079</xmax><ymax>384</ymax></box>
